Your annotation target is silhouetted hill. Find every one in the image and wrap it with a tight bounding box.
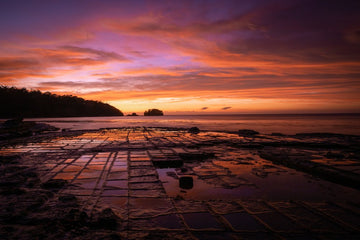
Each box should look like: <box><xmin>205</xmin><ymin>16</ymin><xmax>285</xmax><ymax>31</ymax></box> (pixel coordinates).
<box><xmin>0</xmin><ymin>86</ymin><xmax>123</xmax><ymax>118</ymax></box>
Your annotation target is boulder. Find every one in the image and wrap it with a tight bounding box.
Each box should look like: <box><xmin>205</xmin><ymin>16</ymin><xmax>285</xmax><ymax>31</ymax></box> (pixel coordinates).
<box><xmin>188</xmin><ymin>127</ymin><xmax>200</xmax><ymax>134</ymax></box>
<box><xmin>238</xmin><ymin>129</ymin><xmax>259</xmax><ymax>136</ymax></box>
<box><xmin>41</xmin><ymin>179</ymin><xmax>67</xmax><ymax>190</ymax></box>
<box><xmin>94</xmin><ymin>208</ymin><xmax>119</xmax><ymax>230</ymax></box>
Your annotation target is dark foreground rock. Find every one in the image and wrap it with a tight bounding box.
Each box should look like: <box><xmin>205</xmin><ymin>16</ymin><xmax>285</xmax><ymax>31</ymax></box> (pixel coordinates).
<box><xmin>0</xmin><ymin>154</ymin><xmax>122</xmax><ymax>240</ymax></box>
<box><xmin>1</xmin><ymin>127</ymin><xmax>360</xmax><ymax>239</ymax></box>
<box><xmin>238</xmin><ymin>129</ymin><xmax>259</xmax><ymax>136</ymax></box>
<box><xmin>259</xmin><ymin>148</ymin><xmax>360</xmax><ymax>190</ymax></box>
<box><xmin>41</xmin><ymin>179</ymin><xmax>68</xmax><ymax>191</ymax></box>
<box><xmin>0</xmin><ymin>119</ymin><xmax>59</xmax><ymax>140</ymax></box>
<box><xmin>178</xmin><ymin>152</ymin><xmax>215</xmax><ymax>161</ymax></box>
<box><xmin>188</xmin><ymin>127</ymin><xmax>200</xmax><ymax>134</ymax></box>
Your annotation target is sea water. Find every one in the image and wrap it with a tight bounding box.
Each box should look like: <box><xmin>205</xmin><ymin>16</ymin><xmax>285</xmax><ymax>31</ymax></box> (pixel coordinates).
<box><xmin>24</xmin><ymin>113</ymin><xmax>360</xmax><ymax>135</ymax></box>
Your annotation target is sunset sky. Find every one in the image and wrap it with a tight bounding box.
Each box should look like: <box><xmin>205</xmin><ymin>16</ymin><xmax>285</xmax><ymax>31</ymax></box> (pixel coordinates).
<box><xmin>1</xmin><ymin>0</ymin><xmax>360</xmax><ymax>114</ymax></box>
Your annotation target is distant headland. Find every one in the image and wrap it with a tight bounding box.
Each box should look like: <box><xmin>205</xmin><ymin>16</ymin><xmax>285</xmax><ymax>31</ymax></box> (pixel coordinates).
<box><xmin>0</xmin><ymin>86</ymin><xmax>123</xmax><ymax>118</ymax></box>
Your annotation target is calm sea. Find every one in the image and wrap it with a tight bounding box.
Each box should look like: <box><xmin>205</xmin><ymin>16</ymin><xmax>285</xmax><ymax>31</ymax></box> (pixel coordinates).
<box><xmin>24</xmin><ymin>113</ymin><xmax>360</xmax><ymax>135</ymax></box>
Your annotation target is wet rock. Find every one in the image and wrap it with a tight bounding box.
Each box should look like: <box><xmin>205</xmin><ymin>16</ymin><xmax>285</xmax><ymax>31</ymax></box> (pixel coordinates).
<box><xmin>238</xmin><ymin>129</ymin><xmax>259</xmax><ymax>136</ymax></box>
<box><xmin>59</xmin><ymin>194</ymin><xmax>77</xmax><ymax>205</ymax></box>
<box><xmin>30</xmin><ymin>123</ymin><xmax>59</xmax><ymax>133</ymax></box>
<box><xmin>27</xmin><ymin>193</ymin><xmax>49</xmax><ymax>210</ymax></box>
<box><xmin>295</xmin><ymin>132</ymin><xmax>346</xmax><ymax>138</ymax></box>
<box><xmin>25</xmin><ymin>177</ymin><xmax>40</xmax><ymax>187</ymax></box>
<box><xmin>166</xmin><ymin>171</ymin><xmax>178</xmax><ymax>179</ymax></box>
<box><xmin>97</xmin><ymin>233</ymin><xmax>122</xmax><ymax>240</ymax></box>
<box><xmin>0</xmin><ymin>180</ymin><xmax>22</xmax><ymax>188</ymax></box>
<box><xmin>188</xmin><ymin>127</ymin><xmax>200</xmax><ymax>134</ymax></box>
<box><xmin>59</xmin><ymin>194</ymin><xmax>76</xmax><ymax>202</ymax></box>
<box><xmin>271</xmin><ymin>132</ymin><xmax>285</xmax><ymax>136</ymax></box>
<box><xmin>238</xmin><ymin>143</ymin><xmax>264</xmax><ymax>149</ymax></box>
<box><xmin>178</xmin><ymin>152</ymin><xmax>214</xmax><ymax>162</ymax></box>
<box><xmin>62</xmin><ymin>208</ymin><xmax>89</xmax><ymax>228</ymax></box>
<box><xmin>153</xmin><ymin>159</ymin><xmax>183</xmax><ymax>168</ymax></box>
<box><xmin>179</xmin><ymin>176</ymin><xmax>193</xmax><ymax>189</ymax></box>
<box><xmin>41</xmin><ymin>179</ymin><xmax>67</xmax><ymax>190</ymax></box>
<box><xmin>93</xmin><ymin>208</ymin><xmax>119</xmax><ymax>230</ymax></box>
<box><xmin>325</xmin><ymin>151</ymin><xmax>344</xmax><ymax>159</ymax></box>
<box><xmin>259</xmin><ymin>149</ymin><xmax>360</xmax><ymax>190</ymax></box>
<box><xmin>0</xmin><ymin>186</ymin><xmax>26</xmax><ymax>195</ymax></box>
<box><xmin>1</xmin><ymin>165</ymin><xmax>27</xmax><ymax>174</ymax></box>
<box><xmin>0</xmin><ymin>155</ymin><xmax>20</xmax><ymax>165</ymax></box>
<box><xmin>3</xmin><ymin>117</ymin><xmax>23</xmax><ymax>128</ymax></box>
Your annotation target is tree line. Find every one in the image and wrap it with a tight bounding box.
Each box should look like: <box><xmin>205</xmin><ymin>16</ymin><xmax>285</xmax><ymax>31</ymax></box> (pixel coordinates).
<box><xmin>0</xmin><ymin>86</ymin><xmax>123</xmax><ymax>118</ymax></box>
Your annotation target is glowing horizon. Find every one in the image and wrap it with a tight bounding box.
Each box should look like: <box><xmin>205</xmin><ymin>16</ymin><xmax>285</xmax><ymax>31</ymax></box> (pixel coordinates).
<box><xmin>1</xmin><ymin>0</ymin><xmax>360</xmax><ymax>114</ymax></box>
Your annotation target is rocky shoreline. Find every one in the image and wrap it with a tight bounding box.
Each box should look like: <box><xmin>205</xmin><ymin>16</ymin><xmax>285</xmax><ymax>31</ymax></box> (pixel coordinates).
<box><xmin>1</xmin><ymin>127</ymin><xmax>360</xmax><ymax>239</ymax></box>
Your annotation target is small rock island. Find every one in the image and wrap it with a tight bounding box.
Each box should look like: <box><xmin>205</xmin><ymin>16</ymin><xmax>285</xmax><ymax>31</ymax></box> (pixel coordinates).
<box><xmin>144</xmin><ymin>109</ymin><xmax>164</xmax><ymax>116</ymax></box>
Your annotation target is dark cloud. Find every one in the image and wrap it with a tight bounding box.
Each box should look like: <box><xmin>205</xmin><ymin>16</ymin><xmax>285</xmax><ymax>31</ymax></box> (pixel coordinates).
<box><xmin>222</xmin><ymin>0</ymin><xmax>360</xmax><ymax>63</ymax></box>
<box><xmin>60</xmin><ymin>46</ymin><xmax>129</xmax><ymax>62</ymax></box>
<box><xmin>221</xmin><ymin>107</ymin><xmax>232</xmax><ymax>110</ymax></box>
<box><xmin>201</xmin><ymin>107</ymin><xmax>208</xmax><ymax>110</ymax></box>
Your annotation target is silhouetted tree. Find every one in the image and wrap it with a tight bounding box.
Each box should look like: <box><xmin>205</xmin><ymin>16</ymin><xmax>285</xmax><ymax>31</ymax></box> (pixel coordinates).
<box><xmin>0</xmin><ymin>86</ymin><xmax>124</xmax><ymax>118</ymax></box>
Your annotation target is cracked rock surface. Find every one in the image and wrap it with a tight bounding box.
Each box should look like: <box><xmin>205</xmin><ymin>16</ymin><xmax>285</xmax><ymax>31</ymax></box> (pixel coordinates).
<box><xmin>1</xmin><ymin>127</ymin><xmax>360</xmax><ymax>239</ymax></box>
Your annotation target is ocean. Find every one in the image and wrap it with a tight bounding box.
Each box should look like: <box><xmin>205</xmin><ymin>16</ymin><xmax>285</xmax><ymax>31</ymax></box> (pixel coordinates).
<box><xmin>24</xmin><ymin>113</ymin><xmax>360</xmax><ymax>135</ymax></box>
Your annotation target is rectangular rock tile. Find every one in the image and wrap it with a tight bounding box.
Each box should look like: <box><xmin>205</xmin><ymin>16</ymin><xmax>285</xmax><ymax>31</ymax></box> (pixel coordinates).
<box><xmin>182</xmin><ymin>212</ymin><xmax>224</xmax><ymax>230</ymax></box>
<box><xmin>129</xmin><ymin>176</ymin><xmax>159</xmax><ymax>183</ymax></box>
<box><xmin>129</xmin><ymin>161</ymin><xmax>153</xmax><ymax>167</ymax></box>
<box><xmin>255</xmin><ymin>212</ymin><xmax>302</xmax><ymax>232</ymax></box>
<box><xmin>108</xmin><ymin>171</ymin><xmax>128</xmax><ymax>180</ymax></box>
<box><xmin>62</xmin><ymin>189</ymin><xmax>94</xmax><ymax>196</ymax></box>
<box><xmin>86</xmin><ymin>164</ymin><xmax>105</xmax><ymax>170</ymax></box>
<box><xmin>105</xmin><ymin>180</ymin><xmax>128</xmax><ymax>189</ymax></box>
<box><xmin>62</xmin><ymin>165</ymin><xmax>84</xmax><ymax>172</ymax></box>
<box><xmin>173</xmin><ymin>200</ymin><xmax>208</xmax><ymax>213</ymax></box>
<box><xmin>129</xmin><ymin>182</ymin><xmax>163</xmax><ymax>190</ymax></box>
<box><xmin>239</xmin><ymin>201</ymin><xmax>273</xmax><ymax>214</ymax></box>
<box><xmin>111</xmin><ymin>165</ymin><xmax>128</xmax><ymax>171</ymax></box>
<box><xmin>77</xmin><ymin>170</ymin><xmax>101</xmax><ymax>179</ymax></box>
<box><xmin>129</xmin><ymin>214</ymin><xmax>184</xmax><ymax>230</ymax></box>
<box><xmin>130</xmin><ymin>189</ymin><xmax>166</xmax><ymax>198</ymax></box>
<box><xmin>102</xmin><ymin>189</ymin><xmax>128</xmax><ymax>197</ymax></box>
<box><xmin>207</xmin><ymin>200</ymin><xmax>243</xmax><ymax>214</ymax></box>
<box><xmin>130</xmin><ymin>168</ymin><xmax>157</xmax><ymax>177</ymax></box>
<box><xmin>131</xmin><ymin>157</ymin><xmax>151</xmax><ymax>161</ymax></box>
<box><xmin>277</xmin><ymin>206</ymin><xmax>343</xmax><ymax>232</ymax></box>
<box><xmin>72</xmin><ymin>179</ymin><xmax>98</xmax><ymax>189</ymax></box>
<box><xmin>53</xmin><ymin>172</ymin><xmax>77</xmax><ymax>180</ymax></box>
<box><xmin>129</xmin><ymin>198</ymin><xmax>174</xmax><ymax>218</ymax></box>
<box><xmin>223</xmin><ymin>212</ymin><xmax>267</xmax><ymax>231</ymax></box>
